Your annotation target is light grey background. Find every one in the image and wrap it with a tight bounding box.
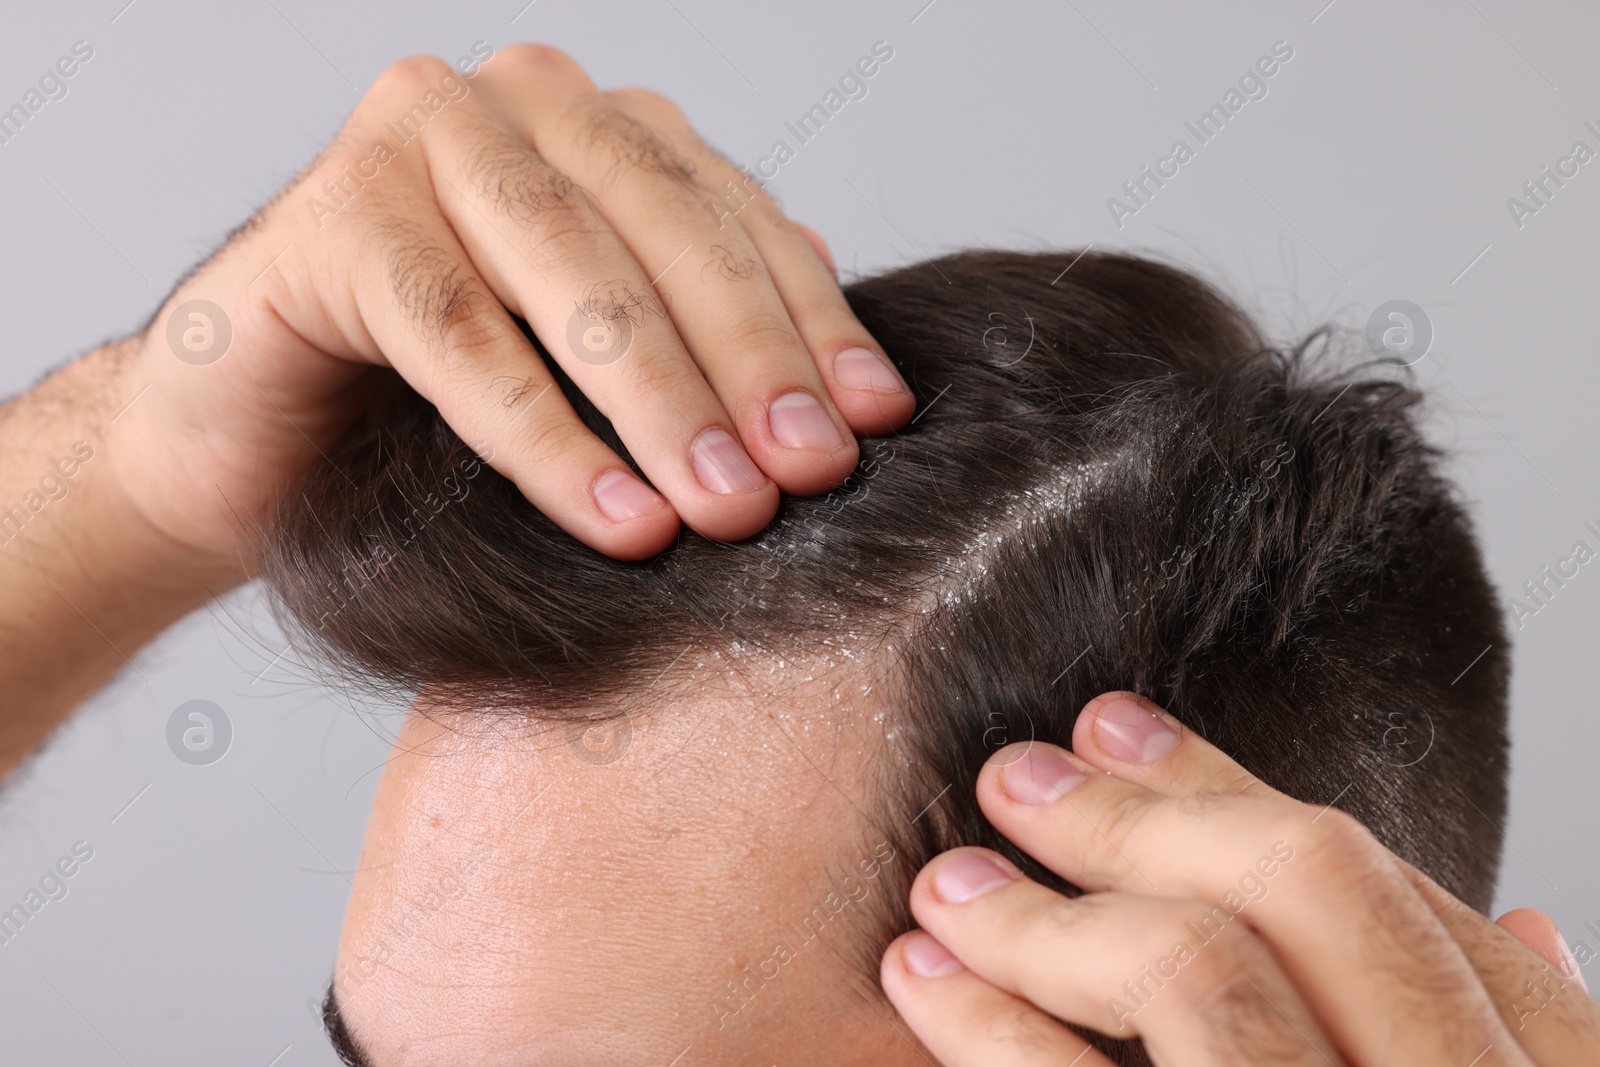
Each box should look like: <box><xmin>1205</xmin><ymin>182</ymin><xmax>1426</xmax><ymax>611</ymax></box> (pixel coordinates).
<box><xmin>2</xmin><ymin>0</ymin><xmax>1596</xmax><ymax>1063</ymax></box>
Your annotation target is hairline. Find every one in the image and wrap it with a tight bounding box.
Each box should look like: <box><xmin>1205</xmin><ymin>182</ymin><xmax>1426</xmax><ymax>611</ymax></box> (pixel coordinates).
<box><xmin>324</xmin><ymin>981</ymin><xmax>375</xmax><ymax>1067</ymax></box>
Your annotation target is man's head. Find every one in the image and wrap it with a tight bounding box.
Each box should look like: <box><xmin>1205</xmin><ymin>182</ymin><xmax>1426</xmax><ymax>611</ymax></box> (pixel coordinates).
<box><xmin>263</xmin><ymin>249</ymin><xmax>1508</xmax><ymax>1065</ymax></box>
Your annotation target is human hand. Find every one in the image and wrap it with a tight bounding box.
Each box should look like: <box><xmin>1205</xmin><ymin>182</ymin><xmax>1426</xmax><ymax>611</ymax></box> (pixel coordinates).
<box><xmin>105</xmin><ymin>44</ymin><xmax>912</xmax><ymax>572</ymax></box>
<box><xmin>882</xmin><ymin>692</ymin><xmax>1599</xmax><ymax>1066</ymax></box>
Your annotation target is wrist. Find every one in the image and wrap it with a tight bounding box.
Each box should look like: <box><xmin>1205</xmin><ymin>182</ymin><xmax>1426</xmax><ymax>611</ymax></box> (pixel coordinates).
<box><xmin>0</xmin><ymin>343</ymin><xmax>242</xmax><ymax>773</ymax></box>
<box><xmin>107</xmin><ymin>342</ymin><xmax>256</xmax><ymax>593</ymax></box>
<box><xmin>5</xmin><ymin>337</ymin><xmax>244</xmax><ymax>614</ymax></box>
<box><xmin>98</xmin><ymin>320</ymin><xmax>268</xmax><ymax>589</ymax></box>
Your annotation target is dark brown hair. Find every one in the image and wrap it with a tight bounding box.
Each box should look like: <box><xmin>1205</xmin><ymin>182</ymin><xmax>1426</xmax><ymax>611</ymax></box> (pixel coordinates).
<box><xmin>266</xmin><ymin>250</ymin><xmax>1508</xmax><ymax>1067</ymax></box>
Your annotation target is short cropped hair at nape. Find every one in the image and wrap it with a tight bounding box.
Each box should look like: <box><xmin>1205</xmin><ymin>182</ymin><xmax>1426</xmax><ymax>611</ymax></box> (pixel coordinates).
<box><xmin>265</xmin><ymin>250</ymin><xmax>1508</xmax><ymax>1066</ymax></box>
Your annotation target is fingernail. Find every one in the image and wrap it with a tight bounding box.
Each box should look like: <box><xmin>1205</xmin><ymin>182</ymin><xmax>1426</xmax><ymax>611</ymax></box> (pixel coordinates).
<box><xmin>903</xmin><ymin>932</ymin><xmax>965</xmax><ymax>978</ymax></box>
<box><xmin>1094</xmin><ymin>698</ymin><xmax>1181</xmax><ymax>764</ymax></box>
<box><xmin>933</xmin><ymin>851</ymin><xmax>1017</xmax><ymax>904</ymax></box>
<box><xmin>692</xmin><ymin>428</ymin><xmax>765</xmax><ymax>494</ymax></box>
<box><xmin>833</xmin><ymin>346</ymin><xmax>905</xmax><ymax>394</ymax></box>
<box><xmin>769</xmin><ymin>391</ymin><xmax>844</xmax><ymax>451</ymax></box>
<box><xmin>999</xmin><ymin>746</ymin><xmax>1086</xmax><ymax>805</ymax></box>
<box><xmin>1557</xmin><ymin>929</ymin><xmax>1589</xmax><ymax>992</ymax></box>
<box><xmin>593</xmin><ymin>468</ymin><xmax>663</xmax><ymax>522</ymax></box>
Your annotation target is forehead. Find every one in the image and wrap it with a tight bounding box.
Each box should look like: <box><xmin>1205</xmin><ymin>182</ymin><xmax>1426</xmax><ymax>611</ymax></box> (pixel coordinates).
<box><xmin>333</xmin><ymin>654</ymin><xmax>902</xmax><ymax>1063</ymax></box>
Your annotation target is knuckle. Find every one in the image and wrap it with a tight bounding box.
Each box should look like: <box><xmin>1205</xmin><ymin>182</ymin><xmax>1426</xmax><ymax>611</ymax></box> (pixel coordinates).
<box><xmin>1036</xmin><ymin>890</ymin><xmax>1116</xmax><ymax>941</ymax></box>
<box><xmin>375</xmin><ymin>54</ymin><xmax>454</xmax><ymax>96</ymax></box>
<box><xmin>567</xmin><ymin>280</ymin><xmax>663</xmax><ymax>367</ymax></box>
<box><xmin>1166</xmin><ymin>913</ymin><xmax>1256</xmax><ymax>998</ymax></box>
<box><xmin>510</xmin><ymin>409</ymin><xmax>589</xmax><ymax>471</ymax></box>
<box><xmin>992</xmin><ymin>1003</ymin><xmax>1078</xmax><ymax>1056</ymax></box>
<box><xmin>434</xmin><ymin>302</ymin><xmax>506</xmax><ymax>369</ymax></box>
<box><xmin>524</xmin><ymin>208</ymin><xmax>608</xmax><ymax>265</ymax></box>
<box><xmin>623</xmin><ymin>347</ymin><xmax>708</xmax><ymax>400</ymax></box>
<box><xmin>371</xmin><ymin>216</ymin><xmax>486</xmax><ymax>351</ymax></box>
<box><xmin>1295</xmin><ymin>806</ymin><xmax>1385</xmax><ymax>881</ymax></box>
<box><xmin>578</xmin><ymin>99</ymin><xmax>698</xmax><ymax>188</ymax></box>
<box><xmin>1088</xmin><ymin>787</ymin><xmax>1155</xmax><ymax>864</ymax></box>
<box><xmin>412</xmin><ymin>274</ymin><xmax>487</xmax><ymax>353</ymax></box>
<box><xmin>608</xmin><ymin>86</ymin><xmax>688</xmax><ymax>127</ymax></box>
<box><xmin>1174</xmin><ymin>790</ymin><xmax>1236</xmax><ymax>820</ymax></box>
<box><xmin>1192</xmin><ymin>967</ymin><xmax>1308</xmax><ymax>1064</ymax></box>
<box><xmin>497</xmin><ymin>42</ymin><xmax>584</xmax><ymax>79</ymax></box>
<box><xmin>466</xmin><ymin>137</ymin><xmax>578</xmax><ymax>225</ymax></box>
<box><xmin>726</xmin><ymin>311</ymin><xmax>803</xmax><ymax>356</ymax></box>
<box><xmin>702</xmin><ymin>243</ymin><xmax>764</xmax><ymax>284</ymax></box>
<box><xmin>575</xmin><ymin>279</ymin><xmax>662</xmax><ymax>325</ymax></box>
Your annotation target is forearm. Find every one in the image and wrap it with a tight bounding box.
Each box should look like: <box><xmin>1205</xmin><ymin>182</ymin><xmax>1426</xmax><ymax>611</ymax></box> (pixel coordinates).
<box><xmin>0</xmin><ymin>339</ymin><xmax>240</xmax><ymax>776</ymax></box>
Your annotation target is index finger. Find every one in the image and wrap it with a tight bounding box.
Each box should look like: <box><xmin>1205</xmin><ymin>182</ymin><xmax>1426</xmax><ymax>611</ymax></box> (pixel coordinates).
<box><xmin>1071</xmin><ymin>692</ymin><xmax>1600</xmax><ymax>1062</ymax></box>
<box><xmin>1070</xmin><ymin>691</ymin><xmax>1283</xmax><ymax>800</ymax></box>
<box><xmin>604</xmin><ymin>88</ymin><xmax>915</xmax><ymax>436</ymax></box>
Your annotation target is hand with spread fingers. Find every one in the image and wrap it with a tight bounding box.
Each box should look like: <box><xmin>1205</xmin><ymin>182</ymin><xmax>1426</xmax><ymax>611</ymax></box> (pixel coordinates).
<box><xmin>881</xmin><ymin>692</ymin><xmax>1600</xmax><ymax>1067</ymax></box>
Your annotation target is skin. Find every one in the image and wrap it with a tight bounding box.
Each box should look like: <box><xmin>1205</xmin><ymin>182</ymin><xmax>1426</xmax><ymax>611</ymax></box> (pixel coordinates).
<box><xmin>0</xmin><ymin>45</ymin><xmax>912</xmax><ymax>777</ymax></box>
<box><xmin>333</xmin><ymin>659</ymin><xmax>926</xmax><ymax>1066</ymax></box>
<box><xmin>333</xmin><ymin>684</ymin><xmax>1600</xmax><ymax>1066</ymax></box>
<box><xmin>882</xmin><ymin>693</ymin><xmax>1600</xmax><ymax>1066</ymax></box>
<box><xmin>0</xmin><ymin>44</ymin><xmax>1589</xmax><ymax>1067</ymax></box>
